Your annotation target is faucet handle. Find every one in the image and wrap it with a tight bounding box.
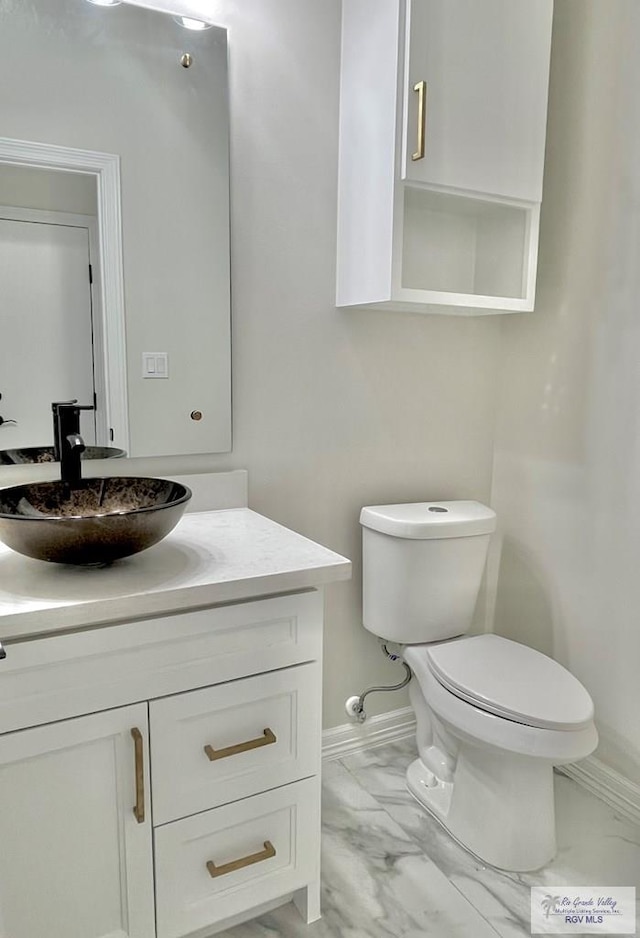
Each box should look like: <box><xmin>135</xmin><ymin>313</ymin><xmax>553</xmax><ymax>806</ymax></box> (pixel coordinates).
<box><xmin>52</xmin><ymin>400</ymin><xmax>94</xmax><ymax>412</ymax></box>
<box><xmin>52</xmin><ymin>399</ymin><xmax>78</xmax><ymax>413</ymax></box>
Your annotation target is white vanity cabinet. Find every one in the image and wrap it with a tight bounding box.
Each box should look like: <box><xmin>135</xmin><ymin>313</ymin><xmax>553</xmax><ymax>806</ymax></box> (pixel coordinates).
<box><xmin>336</xmin><ymin>0</ymin><xmax>554</xmax><ymax>314</ymax></box>
<box><xmin>0</xmin><ymin>591</ymin><xmax>326</xmax><ymax>938</ymax></box>
<box><xmin>0</xmin><ymin>504</ymin><xmax>351</xmax><ymax>938</ymax></box>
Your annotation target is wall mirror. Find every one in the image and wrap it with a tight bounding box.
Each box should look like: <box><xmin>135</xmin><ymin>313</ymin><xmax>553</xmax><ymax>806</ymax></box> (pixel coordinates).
<box><xmin>0</xmin><ymin>0</ymin><xmax>231</xmax><ymax>461</ymax></box>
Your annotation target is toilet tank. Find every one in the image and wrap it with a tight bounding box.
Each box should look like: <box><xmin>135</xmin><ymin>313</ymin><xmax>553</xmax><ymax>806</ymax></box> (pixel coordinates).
<box><xmin>360</xmin><ymin>501</ymin><xmax>497</xmax><ymax>644</ymax></box>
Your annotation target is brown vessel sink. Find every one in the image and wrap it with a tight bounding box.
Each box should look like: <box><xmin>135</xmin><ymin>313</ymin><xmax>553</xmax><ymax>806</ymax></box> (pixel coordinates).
<box><xmin>0</xmin><ymin>445</ymin><xmax>127</xmax><ymax>465</ymax></box>
<box><xmin>0</xmin><ymin>477</ymin><xmax>191</xmax><ymax>564</ymax></box>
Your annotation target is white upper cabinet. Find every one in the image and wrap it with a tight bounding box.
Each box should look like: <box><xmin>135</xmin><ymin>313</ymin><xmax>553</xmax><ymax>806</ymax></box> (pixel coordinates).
<box><xmin>403</xmin><ymin>0</ymin><xmax>553</xmax><ymax>201</ymax></box>
<box><xmin>336</xmin><ymin>0</ymin><xmax>554</xmax><ymax>315</ymax></box>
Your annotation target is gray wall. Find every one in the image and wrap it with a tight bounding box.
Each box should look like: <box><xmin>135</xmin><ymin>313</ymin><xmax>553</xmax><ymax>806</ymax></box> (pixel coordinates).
<box><xmin>492</xmin><ymin>0</ymin><xmax>640</xmax><ymax>784</ymax></box>
<box><xmin>103</xmin><ymin>0</ymin><xmax>502</xmax><ymax>728</ymax></box>
<box><xmin>190</xmin><ymin>0</ymin><xmax>502</xmax><ymax>727</ymax></box>
<box><xmin>137</xmin><ymin>0</ymin><xmax>640</xmax><ymax>780</ymax></box>
<box><xmin>0</xmin><ymin>0</ymin><xmax>503</xmax><ymax>731</ymax></box>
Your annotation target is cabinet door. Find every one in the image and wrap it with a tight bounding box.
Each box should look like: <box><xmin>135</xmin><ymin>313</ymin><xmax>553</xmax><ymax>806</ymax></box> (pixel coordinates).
<box><xmin>0</xmin><ymin>705</ymin><xmax>154</xmax><ymax>938</ymax></box>
<box><xmin>403</xmin><ymin>0</ymin><xmax>553</xmax><ymax>201</ymax></box>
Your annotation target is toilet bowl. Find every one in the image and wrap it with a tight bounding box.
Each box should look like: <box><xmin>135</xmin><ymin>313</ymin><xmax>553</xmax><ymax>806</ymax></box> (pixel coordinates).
<box><xmin>404</xmin><ymin>635</ymin><xmax>597</xmax><ymax>871</ymax></box>
<box><xmin>360</xmin><ymin>501</ymin><xmax>598</xmax><ymax>872</ymax></box>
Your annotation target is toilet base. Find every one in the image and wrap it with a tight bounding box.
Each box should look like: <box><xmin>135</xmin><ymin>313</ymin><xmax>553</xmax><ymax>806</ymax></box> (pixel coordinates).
<box><xmin>406</xmin><ymin>747</ymin><xmax>557</xmax><ymax>872</ymax></box>
<box><xmin>407</xmin><ymin>759</ymin><xmax>490</xmax><ymax>868</ymax></box>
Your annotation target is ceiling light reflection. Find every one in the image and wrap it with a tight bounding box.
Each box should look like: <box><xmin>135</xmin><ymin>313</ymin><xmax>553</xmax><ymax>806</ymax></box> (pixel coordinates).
<box><xmin>173</xmin><ymin>16</ymin><xmax>213</xmax><ymax>31</ymax></box>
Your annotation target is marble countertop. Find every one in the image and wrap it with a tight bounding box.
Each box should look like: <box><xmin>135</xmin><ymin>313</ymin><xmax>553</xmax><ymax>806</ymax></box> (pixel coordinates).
<box><xmin>0</xmin><ymin>508</ymin><xmax>351</xmax><ymax>643</ymax></box>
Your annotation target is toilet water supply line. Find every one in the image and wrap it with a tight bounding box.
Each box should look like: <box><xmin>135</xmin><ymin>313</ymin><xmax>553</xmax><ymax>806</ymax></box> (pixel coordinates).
<box><xmin>345</xmin><ymin>643</ymin><xmax>412</xmax><ymax>723</ymax></box>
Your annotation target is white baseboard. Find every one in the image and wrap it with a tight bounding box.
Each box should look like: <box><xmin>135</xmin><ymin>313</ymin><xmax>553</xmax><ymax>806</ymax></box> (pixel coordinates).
<box><xmin>322</xmin><ymin>706</ymin><xmax>416</xmax><ymax>762</ymax></box>
<box><xmin>322</xmin><ymin>709</ymin><xmax>640</xmax><ymax>829</ymax></box>
<box><xmin>560</xmin><ymin>756</ymin><xmax>640</xmax><ymax>826</ymax></box>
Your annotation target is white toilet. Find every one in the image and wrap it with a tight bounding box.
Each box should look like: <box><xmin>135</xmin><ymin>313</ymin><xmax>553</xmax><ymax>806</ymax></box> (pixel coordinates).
<box><xmin>360</xmin><ymin>500</ymin><xmax>597</xmax><ymax>872</ymax></box>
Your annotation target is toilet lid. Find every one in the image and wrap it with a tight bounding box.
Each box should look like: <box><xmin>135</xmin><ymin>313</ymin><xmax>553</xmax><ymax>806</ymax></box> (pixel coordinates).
<box><xmin>425</xmin><ymin>635</ymin><xmax>594</xmax><ymax>731</ymax></box>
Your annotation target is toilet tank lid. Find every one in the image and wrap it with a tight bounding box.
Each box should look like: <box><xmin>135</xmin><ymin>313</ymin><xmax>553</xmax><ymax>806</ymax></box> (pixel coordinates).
<box><xmin>360</xmin><ymin>501</ymin><xmax>497</xmax><ymax>539</ymax></box>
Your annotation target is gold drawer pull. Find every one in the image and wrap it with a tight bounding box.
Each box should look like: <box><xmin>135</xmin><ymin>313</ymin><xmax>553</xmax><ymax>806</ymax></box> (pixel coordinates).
<box><xmin>412</xmin><ymin>79</ymin><xmax>427</xmax><ymax>161</ymax></box>
<box><xmin>130</xmin><ymin>727</ymin><xmax>145</xmax><ymax>824</ymax></box>
<box><xmin>207</xmin><ymin>840</ymin><xmax>276</xmax><ymax>878</ymax></box>
<box><xmin>204</xmin><ymin>727</ymin><xmax>276</xmax><ymax>762</ymax></box>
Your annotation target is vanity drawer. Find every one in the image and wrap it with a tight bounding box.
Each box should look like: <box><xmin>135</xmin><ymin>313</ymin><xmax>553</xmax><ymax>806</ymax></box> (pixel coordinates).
<box><xmin>0</xmin><ymin>591</ymin><xmax>322</xmax><ymax>735</ymax></box>
<box><xmin>154</xmin><ymin>777</ymin><xmax>320</xmax><ymax>938</ymax></box>
<box><xmin>150</xmin><ymin>662</ymin><xmax>321</xmax><ymax>824</ymax></box>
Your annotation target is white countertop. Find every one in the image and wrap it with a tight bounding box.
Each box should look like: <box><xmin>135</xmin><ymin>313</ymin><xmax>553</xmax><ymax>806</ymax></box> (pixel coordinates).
<box><xmin>0</xmin><ymin>509</ymin><xmax>351</xmax><ymax>642</ymax></box>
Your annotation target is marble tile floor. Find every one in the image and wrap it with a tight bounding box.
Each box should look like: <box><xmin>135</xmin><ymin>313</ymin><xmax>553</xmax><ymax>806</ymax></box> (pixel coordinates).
<box><xmin>219</xmin><ymin>738</ymin><xmax>640</xmax><ymax>938</ymax></box>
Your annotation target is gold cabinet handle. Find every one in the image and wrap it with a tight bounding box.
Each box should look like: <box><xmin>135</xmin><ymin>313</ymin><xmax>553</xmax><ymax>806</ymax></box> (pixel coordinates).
<box><xmin>130</xmin><ymin>727</ymin><xmax>145</xmax><ymax>824</ymax></box>
<box><xmin>204</xmin><ymin>727</ymin><xmax>276</xmax><ymax>762</ymax></box>
<box><xmin>412</xmin><ymin>80</ymin><xmax>427</xmax><ymax>161</ymax></box>
<box><xmin>207</xmin><ymin>840</ymin><xmax>276</xmax><ymax>878</ymax></box>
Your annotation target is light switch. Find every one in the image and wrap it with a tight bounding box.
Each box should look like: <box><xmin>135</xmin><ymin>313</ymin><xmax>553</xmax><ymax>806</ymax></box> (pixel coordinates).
<box><xmin>142</xmin><ymin>352</ymin><xmax>169</xmax><ymax>378</ymax></box>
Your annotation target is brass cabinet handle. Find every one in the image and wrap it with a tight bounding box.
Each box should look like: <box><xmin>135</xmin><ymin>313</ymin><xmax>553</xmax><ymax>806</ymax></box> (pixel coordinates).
<box><xmin>131</xmin><ymin>727</ymin><xmax>145</xmax><ymax>824</ymax></box>
<box><xmin>204</xmin><ymin>727</ymin><xmax>276</xmax><ymax>762</ymax></box>
<box><xmin>206</xmin><ymin>840</ymin><xmax>276</xmax><ymax>878</ymax></box>
<box><xmin>412</xmin><ymin>80</ymin><xmax>427</xmax><ymax>161</ymax></box>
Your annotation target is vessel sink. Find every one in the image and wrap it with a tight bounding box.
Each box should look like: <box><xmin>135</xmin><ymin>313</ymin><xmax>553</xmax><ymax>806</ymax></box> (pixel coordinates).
<box><xmin>0</xmin><ymin>477</ymin><xmax>191</xmax><ymax>564</ymax></box>
<box><xmin>0</xmin><ymin>445</ymin><xmax>126</xmax><ymax>465</ymax></box>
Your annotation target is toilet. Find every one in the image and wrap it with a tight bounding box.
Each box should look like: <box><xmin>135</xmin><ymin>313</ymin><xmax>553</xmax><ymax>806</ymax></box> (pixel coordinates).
<box><xmin>360</xmin><ymin>500</ymin><xmax>597</xmax><ymax>872</ymax></box>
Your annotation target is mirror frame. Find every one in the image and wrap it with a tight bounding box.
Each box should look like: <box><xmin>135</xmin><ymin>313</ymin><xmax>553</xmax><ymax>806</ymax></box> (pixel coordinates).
<box><xmin>0</xmin><ymin>136</ymin><xmax>129</xmax><ymax>449</ymax></box>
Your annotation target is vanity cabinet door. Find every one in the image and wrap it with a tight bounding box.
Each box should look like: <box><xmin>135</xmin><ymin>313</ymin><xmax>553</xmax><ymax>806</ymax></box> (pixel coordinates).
<box><xmin>0</xmin><ymin>704</ymin><xmax>155</xmax><ymax>938</ymax></box>
<box><xmin>403</xmin><ymin>0</ymin><xmax>553</xmax><ymax>201</ymax></box>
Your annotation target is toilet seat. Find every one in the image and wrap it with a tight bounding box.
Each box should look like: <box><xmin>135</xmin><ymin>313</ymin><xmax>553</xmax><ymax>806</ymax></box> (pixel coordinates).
<box><xmin>421</xmin><ymin>634</ymin><xmax>594</xmax><ymax>731</ymax></box>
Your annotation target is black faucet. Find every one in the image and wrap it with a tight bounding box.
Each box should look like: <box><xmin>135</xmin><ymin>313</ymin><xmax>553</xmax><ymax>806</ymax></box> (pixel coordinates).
<box><xmin>51</xmin><ymin>401</ymin><xmax>93</xmax><ymax>487</ymax></box>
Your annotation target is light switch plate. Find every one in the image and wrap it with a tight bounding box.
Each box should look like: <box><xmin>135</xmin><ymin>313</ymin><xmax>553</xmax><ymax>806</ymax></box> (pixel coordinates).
<box><xmin>142</xmin><ymin>352</ymin><xmax>169</xmax><ymax>378</ymax></box>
